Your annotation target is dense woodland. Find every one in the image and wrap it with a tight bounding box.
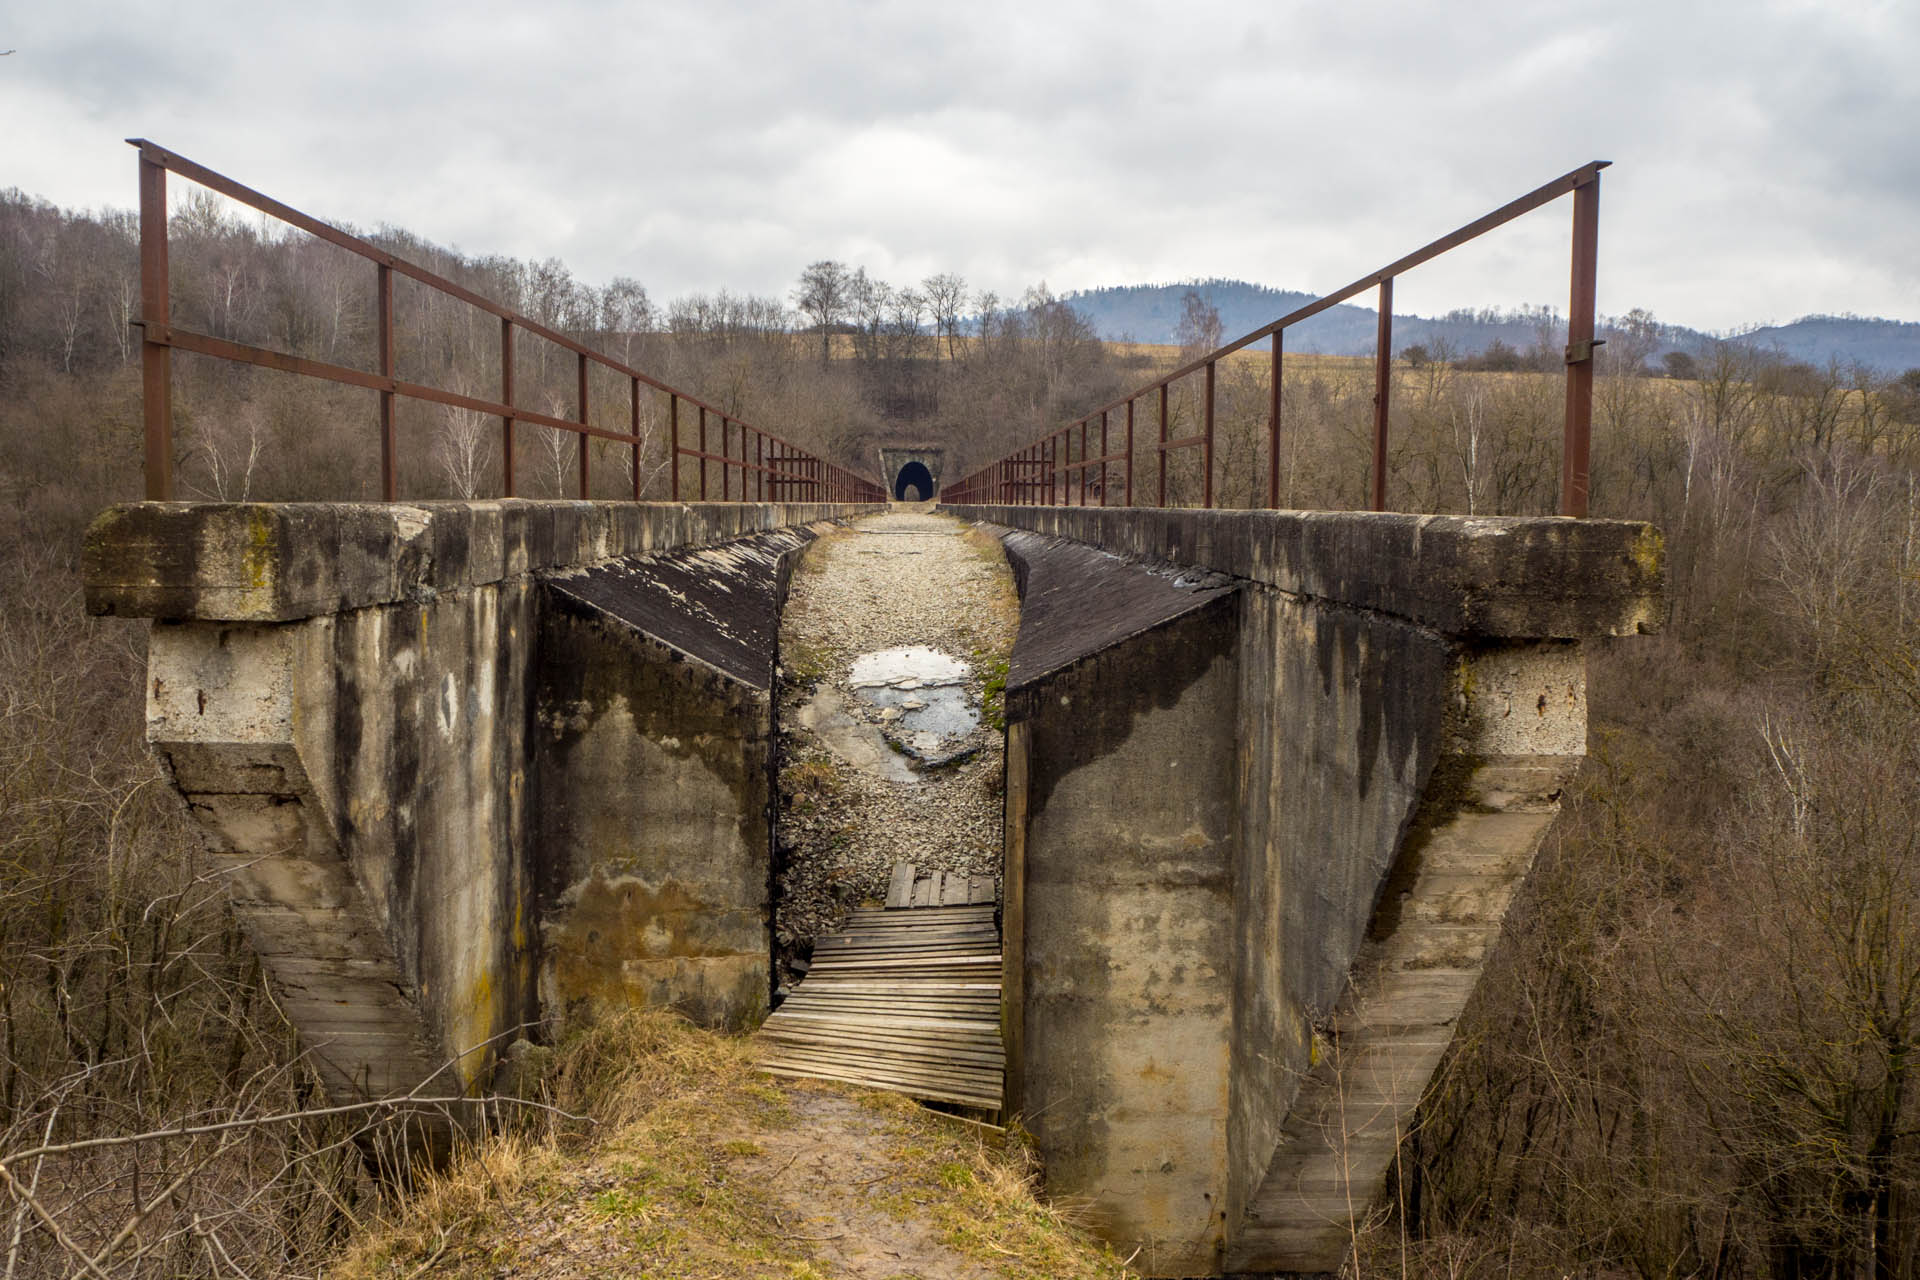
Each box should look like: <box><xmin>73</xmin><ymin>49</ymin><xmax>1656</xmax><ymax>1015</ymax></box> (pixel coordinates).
<box><xmin>2</xmin><ymin>185</ymin><xmax>1918</xmax><ymax>1276</ymax></box>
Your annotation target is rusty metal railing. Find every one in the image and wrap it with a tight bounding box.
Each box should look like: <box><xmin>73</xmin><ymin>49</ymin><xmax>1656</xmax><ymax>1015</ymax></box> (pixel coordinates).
<box><xmin>130</xmin><ymin>140</ymin><xmax>883</xmax><ymax>505</ymax></box>
<box><xmin>941</xmin><ymin>161</ymin><xmax>1608</xmax><ymax>517</ymax></box>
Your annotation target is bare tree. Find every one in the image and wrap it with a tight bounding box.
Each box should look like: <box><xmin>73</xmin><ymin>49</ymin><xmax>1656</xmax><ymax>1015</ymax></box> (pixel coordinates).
<box><xmin>1175</xmin><ymin>289</ymin><xmax>1223</xmax><ymax>358</ymax></box>
<box><xmin>436</xmin><ymin>399</ymin><xmax>493</xmax><ymax>499</ymax></box>
<box><xmin>922</xmin><ymin>272</ymin><xmax>968</xmax><ymax>362</ymax></box>
<box><xmin>793</xmin><ymin>260</ymin><xmax>852</xmax><ymax>367</ymax></box>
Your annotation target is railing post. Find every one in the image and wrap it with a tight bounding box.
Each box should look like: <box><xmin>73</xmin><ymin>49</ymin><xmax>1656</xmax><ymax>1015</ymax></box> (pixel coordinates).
<box><xmin>756</xmin><ymin>432</ymin><xmax>764</xmax><ymax>502</ymax></box>
<box><xmin>698</xmin><ymin>406</ymin><xmax>708</xmax><ymax>500</ymax></box>
<box><xmin>721</xmin><ymin>419</ymin><xmax>731</xmax><ymax>501</ymax></box>
<box><xmin>1371</xmin><ymin>277</ymin><xmax>1394</xmax><ymax>512</ymax></box>
<box><xmin>138</xmin><ymin>147</ymin><xmax>173</xmax><ymax>500</ymax></box>
<box><xmin>629</xmin><ymin>376</ymin><xmax>642</xmax><ymax>500</ymax></box>
<box><xmin>1157</xmin><ymin>383</ymin><xmax>1169</xmax><ymax>507</ymax></box>
<box><xmin>1099</xmin><ymin>410</ymin><xmax>1109</xmax><ymax>507</ymax></box>
<box><xmin>1080</xmin><ymin>420</ymin><xmax>1090</xmax><ymax>506</ymax></box>
<box><xmin>1203</xmin><ymin>359</ymin><xmax>1216</xmax><ymax>508</ymax></box>
<box><xmin>1124</xmin><ymin>398</ymin><xmax>1135</xmax><ymax>507</ymax></box>
<box><xmin>500</xmin><ymin>319</ymin><xmax>516</xmax><ymax>497</ymax></box>
<box><xmin>377</xmin><ymin>264</ymin><xmax>396</xmax><ymax>500</ymax></box>
<box><xmin>668</xmin><ymin>394</ymin><xmax>680</xmax><ymax>501</ymax></box>
<box><xmin>1268</xmin><ymin>330</ymin><xmax>1283</xmax><ymax>508</ymax></box>
<box><xmin>1562</xmin><ymin>171</ymin><xmax>1601</xmax><ymax>517</ymax></box>
<box><xmin>576</xmin><ymin>352</ymin><xmax>590</xmax><ymax>499</ymax></box>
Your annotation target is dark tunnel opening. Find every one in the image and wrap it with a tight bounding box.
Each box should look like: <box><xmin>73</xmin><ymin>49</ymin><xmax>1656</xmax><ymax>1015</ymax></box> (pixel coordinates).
<box><xmin>893</xmin><ymin>460</ymin><xmax>934</xmax><ymax>501</ymax></box>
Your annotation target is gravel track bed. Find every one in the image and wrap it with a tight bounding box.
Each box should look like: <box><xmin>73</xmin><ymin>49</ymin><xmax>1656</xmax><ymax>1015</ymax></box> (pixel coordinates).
<box><xmin>773</xmin><ymin>509</ymin><xmax>1017</xmax><ymax>968</ymax></box>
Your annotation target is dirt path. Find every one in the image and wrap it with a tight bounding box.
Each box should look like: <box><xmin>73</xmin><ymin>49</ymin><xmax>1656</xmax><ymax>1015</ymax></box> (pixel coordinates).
<box><xmin>332</xmin><ymin>1012</ymin><xmax>1130</xmax><ymax>1280</ymax></box>
<box><xmin>774</xmin><ymin>509</ymin><xmax>1018</xmax><ymax>969</ymax></box>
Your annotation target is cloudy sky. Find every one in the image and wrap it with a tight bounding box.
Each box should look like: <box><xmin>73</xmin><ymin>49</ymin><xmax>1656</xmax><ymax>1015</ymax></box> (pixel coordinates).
<box><xmin>6</xmin><ymin>0</ymin><xmax>1916</xmax><ymax>332</ymax></box>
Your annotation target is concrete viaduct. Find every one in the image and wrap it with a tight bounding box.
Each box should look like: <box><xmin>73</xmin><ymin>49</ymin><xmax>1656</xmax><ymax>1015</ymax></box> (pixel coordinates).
<box><xmin>84</xmin><ymin>497</ymin><xmax>1660</xmax><ymax>1277</ymax></box>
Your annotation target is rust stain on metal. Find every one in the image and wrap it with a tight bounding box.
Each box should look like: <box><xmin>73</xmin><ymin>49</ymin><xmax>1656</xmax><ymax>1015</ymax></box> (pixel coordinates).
<box><xmin>123</xmin><ymin>139</ymin><xmax>883</xmax><ymax>505</ymax></box>
<box><xmin>942</xmin><ymin>161</ymin><xmax>1609</xmax><ymax>519</ymax></box>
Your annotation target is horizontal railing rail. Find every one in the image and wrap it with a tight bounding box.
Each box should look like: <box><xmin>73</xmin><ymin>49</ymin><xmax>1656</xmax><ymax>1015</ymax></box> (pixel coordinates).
<box><xmin>941</xmin><ymin>161</ymin><xmax>1608</xmax><ymax>517</ymax></box>
<box><xmin>129</xmin><ymin>140</ymin><xmax>883</xmax><ymax>505</ymax></box>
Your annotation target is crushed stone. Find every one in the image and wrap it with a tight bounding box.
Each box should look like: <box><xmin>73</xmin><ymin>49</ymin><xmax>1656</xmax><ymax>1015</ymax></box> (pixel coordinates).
<box><xmin>774</xmin><ymin>509</ymin><xmax>1018</xmax><ymax>970</ymax></box>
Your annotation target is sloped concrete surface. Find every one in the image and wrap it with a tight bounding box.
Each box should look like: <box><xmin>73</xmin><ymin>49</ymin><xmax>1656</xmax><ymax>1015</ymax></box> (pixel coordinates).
<box><xmin>969</xmin><ymin>507</ymin><xmax>1661</xmax><ymax>1277</ymax></box>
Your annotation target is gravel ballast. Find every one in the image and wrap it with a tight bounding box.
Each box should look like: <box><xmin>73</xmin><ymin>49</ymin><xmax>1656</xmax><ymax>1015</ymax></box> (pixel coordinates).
<box><xmin>773</xmin><ymin>509</ymin><xmax>1018</xmax><ymax>968</ymax></box>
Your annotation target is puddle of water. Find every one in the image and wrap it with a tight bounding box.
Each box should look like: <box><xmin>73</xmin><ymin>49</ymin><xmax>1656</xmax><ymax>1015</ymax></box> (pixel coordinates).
<box><xmin>847</xmin><ymin>646</ymin><xmax>978</xmax><ymax>760</ymax></box>
<box><xmin>848</xmin><ymin>646</ymin><xmax>969</xmax><ymax>688</ymax></box>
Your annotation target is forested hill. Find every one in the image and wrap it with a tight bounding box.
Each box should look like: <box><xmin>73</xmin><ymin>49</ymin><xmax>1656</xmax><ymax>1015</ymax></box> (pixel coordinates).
<box><xmin>1738</xmin><ymin>315</ymin><xmax>1920</xmax><ymax>370</ymax></box>
<box><xmin>1062</xmin><ymin>279</ymin><xmax>1920</xmax><ymax>372</ymax></box>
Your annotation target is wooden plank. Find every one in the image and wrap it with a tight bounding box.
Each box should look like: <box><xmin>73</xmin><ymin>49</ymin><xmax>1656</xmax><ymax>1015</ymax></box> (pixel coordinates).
<box><xmin>814</xmin><ymin>937</ymin><xmax>998</xmax><ymax>951</ymax></box>
<box><xmin>778</xmin><ymin>993</ymin><xmax>999</xmax><ymax>1011</ymax></box>
<box><xmin>766</xmin><ymin>1015</ymin><xmax>1006</xmax><ymax>1042</ymax></box>
<box><xmin>825</xmin><ymin>930</ymin><xmax>997</xmax><ymax>945</ymax></box>
<box><xmin>765</xmin><ymin>1009</ymin><xmax>1001</xmax><ymax>1038</ymax></box>
<box><xmin>778</xmin><ymin>1003</ymin><xmax>998</xmax><ymax>1020</ymax></box>
<box><xmin>804</xmin><ymin>972</ymin><xmax>1001</xmax><ymax>985</ymax></box>
<box><xmin>805</xmin><ymin>970</ymin><xmax>1002</xmax><ymax>981</ymax></box>
<box><xmin>809</xmin><ymin>956</ymin><xmax>999</xmax><ymax>966</ymax></box>
<box><xmin>756</xmin><ymin>894</ymin><xmax>1006</xmax><ymax>1114</ymax></box>
<box><xmin>819</xmin><ymin>937</ymin><xmax>995</xmax><ymax>951</ymax></box>
<box><xmin>886</xmin><ymin>863</ymin><xmax>914</xmax><ymax>909</ymax></box>
<box><xmin>814</xmin><ymin>933</ymin><xmax>999</xmax><ymax>947</ymax></box>
<box><xmin>756</xmin><ymin>1059</ymin><xmax>1000</xmax><ymax>1102</ymax></box>
<box><xmin>779</xmin><ymin>1008</ymin><xmax>998</xmax><ymax>1024</ymax></box>
<box><xmin>758</xmin><ymin>1037</ymin><xmax>1004</xmax><ymax>1070</ymax></box>
<box><xmin>781</xmin><ymin>984</ymin><xmax>999</xmax><ymax>999</ymax></box>
<box><xmin>845</xmin><ymin>911</ymin><xmax>994</xmax><ymax>927</ymax></box>
<box><xmin>850</xmin><ymin>903</ymin><xmax>994</xmax><ymax>918</ymax></box>
<box><xmin>756</xmin><ymin>1047</ymin><xmax>1001</xmax><ymax>1089</ymax></box>
<box><xmin>816</xmin><ymin>947</ymin><xmax>995</xmax><ymax>959</ymax></box>
<box><xmin>755</xmin><ymin>1063</ymin><xmax>999</xmax><ymax>1110</ymax></box>
<box><xmin>756</xmin><ymin>1043</ymin><xmax>1001</xmax><ymax>1080</ymax></box>
<box><xmin>764</xmin><ymin>1009</ymin><xmax>1007</xmax><ymax>1037</ymax></box>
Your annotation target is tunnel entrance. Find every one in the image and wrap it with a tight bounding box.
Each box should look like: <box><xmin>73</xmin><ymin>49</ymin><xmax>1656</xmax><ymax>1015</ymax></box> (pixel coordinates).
<box><xmin>893</xmin><ymin>460</ymin><xmax>934</xmax><ymax>501</ymax></box>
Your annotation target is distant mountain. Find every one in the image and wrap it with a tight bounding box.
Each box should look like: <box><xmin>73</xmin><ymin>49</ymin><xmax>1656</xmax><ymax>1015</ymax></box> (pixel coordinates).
<box><xmin>1737</xmin><ymin>316</ymin><xmax>1920</xmax><ymax>372</ymax></box>
<box><xmin>1061</xmin><ymin>280</ymin><xmax>1920</xmax><ymax>375</ymax></box>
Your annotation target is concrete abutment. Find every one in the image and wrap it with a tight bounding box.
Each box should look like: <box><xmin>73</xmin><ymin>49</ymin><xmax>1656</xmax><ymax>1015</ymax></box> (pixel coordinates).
<box><xmin>84</xmin><ymin>499</ymin><xmax>883</xmax><ymax>1138</ymax></box>
<box><xmin>953</xmin><ymin>504</ymin><xmax>1661</xmax><ymax>1277</ymax></box>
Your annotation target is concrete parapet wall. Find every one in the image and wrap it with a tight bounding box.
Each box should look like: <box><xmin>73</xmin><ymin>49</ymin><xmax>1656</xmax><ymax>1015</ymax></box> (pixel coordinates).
<box><xmin>84</xmin><ymin>500</ymin><xmax>880</xmax><ymax>1119</ymax></box>
<box><xmin>943</xmin><ymin>504</ymin><xmax>1663</xmax><ymax>639</ymax></box>
<box><xmin>973</xmin><ymin>506</ymin><xmax>1661</xmax><ymax>1276</ymax></box>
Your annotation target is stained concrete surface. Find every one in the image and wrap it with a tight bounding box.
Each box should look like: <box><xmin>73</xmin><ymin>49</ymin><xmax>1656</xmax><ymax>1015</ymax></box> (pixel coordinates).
<box><xmin>89</xmin><ymin>500</ymin><xmax>880</xmax><ymax>1124</ymax></box>
<box><xmin>970</xmin><ymin>505</ymin><xmax>1662</xmax><ymax>1277</ymax></box>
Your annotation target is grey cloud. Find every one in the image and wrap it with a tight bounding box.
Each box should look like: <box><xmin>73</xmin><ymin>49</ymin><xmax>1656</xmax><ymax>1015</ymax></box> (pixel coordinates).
<box><xmin>7</xmin><ymin>0</ymin><xmax>1917</xmax><ymax>329</ymax></box>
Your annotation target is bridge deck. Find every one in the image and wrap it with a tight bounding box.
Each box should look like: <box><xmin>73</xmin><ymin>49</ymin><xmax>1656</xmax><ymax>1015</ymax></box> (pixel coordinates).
<box><xmin>756</xmin><ymin>873</ymin><xmax>1003</xmax><ymax>1111</ymax></box>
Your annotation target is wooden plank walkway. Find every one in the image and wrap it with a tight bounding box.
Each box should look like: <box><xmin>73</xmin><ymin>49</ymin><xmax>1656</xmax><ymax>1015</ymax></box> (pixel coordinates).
<box><xmin>756</xmin><ymin>864</ymin><xmax>1003</xmax><ymax>1111</ymax></box>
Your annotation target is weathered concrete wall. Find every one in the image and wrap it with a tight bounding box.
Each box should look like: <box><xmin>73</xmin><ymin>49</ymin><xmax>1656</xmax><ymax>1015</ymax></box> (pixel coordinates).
<box><xmin>534</xmin><ymin>528</ymin><xmax>824</xmax><ymax>1030</ymax></box>
<box><xmin>86</xmin><ymin>500</ymin><xmax>879</xmax><ymax>1116</ymax></box>
<box><xmin>964</xmin><ymin>504</ymin><xmax>1661</xmax><ymax>1277</ymax></box>
<box><xmin>999</xmin><ymin>530</ymin><xmax>1242</xmax><ymax>1276</ymax></box>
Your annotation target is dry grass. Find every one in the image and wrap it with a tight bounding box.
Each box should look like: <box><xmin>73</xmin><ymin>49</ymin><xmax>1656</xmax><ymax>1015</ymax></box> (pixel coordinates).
<box><xmin>331</xmin><ymin>1006</ymin><xmax>1131</xmax><ymax>1279</ymax></box>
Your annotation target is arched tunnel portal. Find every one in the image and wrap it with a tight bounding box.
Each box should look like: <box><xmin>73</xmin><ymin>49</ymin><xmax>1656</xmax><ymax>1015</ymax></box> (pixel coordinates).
<box><xmin>878</xmin><ymin>446</ymin><xmax>944</xmax><ymax>503</ymax></box>
<box><xmin>893</xmin><ymin>460</ymin><xmax>935</xmax><ymax>501</ymax></box>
